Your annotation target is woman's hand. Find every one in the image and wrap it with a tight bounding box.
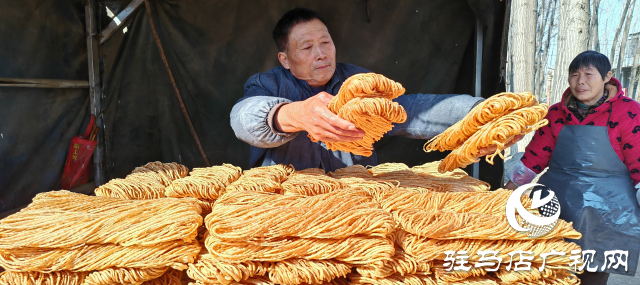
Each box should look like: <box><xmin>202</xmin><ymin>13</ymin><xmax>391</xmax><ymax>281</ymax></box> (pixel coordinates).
<box><xmin>477</xmin><ymin>134</ymin><xmax>525</xmax><ymax>157</ymax></box>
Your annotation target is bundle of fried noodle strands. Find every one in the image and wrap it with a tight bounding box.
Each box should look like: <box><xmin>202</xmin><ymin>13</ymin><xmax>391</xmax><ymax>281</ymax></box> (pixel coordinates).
<box><xmin>356</xmin><ymin>249</ymin><xmax>431</xmax><ymax>279</ymax></box>
<box><xmin>143</xmin><ymin>269</ymin><xmax>183</xmax><ymax>285</ymax></box>
<box><xmin>130</xmin><ymin>161</ymin><xmax>189</xmax><ymax>186</ymax></box>
<box><xmin>206</xmin><ymin>190</ymin><xmax>393</xmax><ymax>241</ymax></box>
<box><xmin>410</xmin><ymin>162</ymin><xmax>490</xmax><ymax>192</ymax></box>
<box><xmin>0</xmin><ymin>271</ymin><xmax>88</xmax><ymax>285</ymax></box>
<box><xmin>329</xmin><ymin>165</ymin><xmax>373</xmax><ymax>179</ymax></box>
<box><xmin>424</xmin><ymin>92</ymin><xmax>537</xmax><ymax>152</ymax></box>
<box><xmin>393</xmin><ymin>208</ymin><xmax>581</xmax><ymax>240</ymax></box>
<box><xmin>394</xmin><ymin>230</ymin><xmax>579</xmax><ymax>267</ymax></box>
<box><xmin>83</xmin><ymin>267</ymin><xmax>168</xmax><ymax>285</ymax></box>
<box><xmin>0</xmin><ymin>191</ymin><xmax>201</xmax><ymax>248</ymax></box>
<box><xmin>308</xmin><ymin>73</ymin><xmax>407</xmax><ymax>156</ymax></box>
<box><xmin>205</xmin><ymin>235</ymin><xmax>393</xmax><ymax>266</ymax></box>
<box><xmin>268</xmin><ymin>259</ymin><xmax>351</xmax><ymax>285</ymax></box>
<box><xmin>225</xmin><ymin>165</ymin><xmax>294</xmax><ymax>193</ymax></box>
<box><xmin>187</xmin><ymin>250</ymin><xmax>272</xmax><ymax>285</ymax></box>
<box><xmin>165</xmin><ymin>164</ymin><xmax>242</xmax><ymax>200</ymax></box>
<box><xmin>432</xmin><ymin>264</ymin><xmax>487</xmax><ymax>282</ymax></box>
<box><xmin>438</xmin><ymin>104</ymin><xmax>549</xmax><ymax>173</ymax></box>
<box><xmin>374</xmin><ymin>188</ymin><xmax>520</xmax><ymax>214</ymax></box>
<box><xmin>95</xmin><ymin>173</ymin><xmax>166</xmax><ymax>199</ymax></box>
<box><xmin>282</xmin><ymin>172</ymin><xmax>346</xmax><ymax>196</ymax></box>
<box><xmin>347</xmin><ymin>272</ymin><xmax>441</xmax><ymax>285</ymax></box>
<box><xmin>0</xmin><ymin>241</ymin><xmax>200</xmax><ymax>272</ymax></box>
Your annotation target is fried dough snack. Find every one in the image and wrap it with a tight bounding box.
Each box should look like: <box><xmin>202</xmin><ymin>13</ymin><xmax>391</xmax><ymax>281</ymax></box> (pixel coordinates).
<box><xmin>0</xmin><ymin>271</ymin><xmax>88</xmax><ymax>285</ymax></box>
<box><xmin>309</xmin><ymin>73</ymin><xmax>407</xmax><ymax>157</ymax></box>
<box><xmin>206</xmin><ymin>189</ymin><xmax>393</xmax><ymax>241</ymax></box>
<box><xmin>282</xmin><ymin>173</ymin><xmax>346</xmax><ymax>196</ymax></box>
<box><xmin>83</xmin><ymin>267</ymin><xmax>168</xmax><ymax>285</ymax></box>
<box><xmin>432</xmin><ymin>262</ymin><xmax>487</xmax><ymax>282</ymax></box>
<box><xmin>95</xmin><ymin>173</ymin><xmax>166</xmax><ymax>200</ymax></box>
<box><xmin>410</xmin><ymin>162</ymin><xmax>490</xmax><ymax>192</ymax></box>
<box><xmin>187</xmin><ymin>250</ymin><xmax>272</xmax><ymax>285</ymax></box>
<box><xmin>329</xmin><ymin>165</ymin><xmax>374</xmax><ymax>179</ymax></box>
<box><xmin>0</xmin><ymin>241</ymin><xmax>201</xmax><ymax>272</ymax></box>
<box><xmin>424</xmin><ymin>92</ymin><xmax>537</xmax><ymax>152</ymax></box>
<box><xmin>394</xmin><ymin>230</ymin><xmax>580</xmax><ymax>267</ymax></box>
<box><xmin>356</xmin><ymin>248</ymin><xmax>431</xmax><ymax>279</ymax></box>
<box><xmin>269</xmin><ymin>259</ymin><xmax>351</xmax><ymax>285</ymax></box>
<box><xmin>347</xmin><ymin>273</ymin><xmax>439</xmax><ymax>285</ymax></box>
<box><xmin>393</xmin><ymin>208</ymin><xmax>581</xmax><ymax>240</ymax></box>
<box><xmin>0</xmin><ymin>191</ymin><xmax>201</xmax><ymax>249</ymax></box>
<box><xmin>204</xmin><ymin>235</ymin><xmax>394</xmax><ymax>265</ymax></box>
<box><xmin>438</xmin><ymin>104</ymin><xmax>549</xmax><ymax>173</ymax></box>
<box><xmin>165</xmin><ymin>164</ymin><xmax>242</xmax><ymax>200</ymax></box>
<box><xmin>130</xmin><ymin>161</ymin><xmax>189</xmax><ymax>186</ymax></box>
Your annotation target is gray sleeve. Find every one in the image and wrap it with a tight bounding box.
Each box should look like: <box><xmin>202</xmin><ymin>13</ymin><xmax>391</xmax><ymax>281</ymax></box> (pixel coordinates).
<box><xmin>387</xmin><ymin>94</ymin><xmax>483</xmax><ymax>139</ymax></box>
<box><xmin>230</xmin><ymin>96</ymin><xmax>298</xmax><ymax>148</ymax></box>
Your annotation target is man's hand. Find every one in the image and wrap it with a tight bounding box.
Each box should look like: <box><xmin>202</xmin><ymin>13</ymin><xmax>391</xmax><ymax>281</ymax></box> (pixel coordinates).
<box><xmin>275</xmin><ymin>92</ymin><xmax>365</xmax><ymax>143</ymax></box>
<box><xmin>477</xmin><ymin>134</ymin><xmax>525</xmax><ymax>157</ymax></box>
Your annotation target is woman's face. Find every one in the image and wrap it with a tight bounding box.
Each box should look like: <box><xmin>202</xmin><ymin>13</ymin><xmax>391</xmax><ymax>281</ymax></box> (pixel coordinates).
<box><xmin>568</xmin><ymin>65</ymin><xmax>612</xmax><ymax>105</ymax></box>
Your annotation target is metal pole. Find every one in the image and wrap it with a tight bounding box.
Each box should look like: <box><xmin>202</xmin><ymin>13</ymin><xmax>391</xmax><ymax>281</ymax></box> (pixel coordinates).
<box><xmin>85</xmin><ymin>0</ymin><xmax>105</xmax><ymax>186</ymax></box>
<box><xmin>473</xmin><ymin>18</ymin><xmax>484</xmax><ymax>180</ymax></box>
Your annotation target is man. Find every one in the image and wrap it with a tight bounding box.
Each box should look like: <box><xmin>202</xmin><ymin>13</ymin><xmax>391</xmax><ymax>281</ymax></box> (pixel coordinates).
<box><xmin>230</xmin><ymin>8</ymin><xmax>508</xmax><ymax>172</ymax></box>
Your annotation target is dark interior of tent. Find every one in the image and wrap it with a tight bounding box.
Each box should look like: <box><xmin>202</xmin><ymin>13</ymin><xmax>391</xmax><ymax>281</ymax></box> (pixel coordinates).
<box><xmin>0</xmin><ymin>0</ymin><xmax>510</xmax><ymax>215</ymax></box>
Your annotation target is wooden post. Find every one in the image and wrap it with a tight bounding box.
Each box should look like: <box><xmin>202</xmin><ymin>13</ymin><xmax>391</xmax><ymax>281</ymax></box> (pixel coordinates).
<box><xmin>85</xmin><ymin>0</ymin><xmax>105</xmax><ymax>186</ymax></box>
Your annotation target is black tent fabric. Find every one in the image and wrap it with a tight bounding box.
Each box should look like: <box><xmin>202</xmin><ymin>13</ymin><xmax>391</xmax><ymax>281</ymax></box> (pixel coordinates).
<box><xmin>0</xmin><ymin>0</ymin><xmax>89</xmax><ymax>213</ymax></box>
<box><xmin>0</xmin><ymin>0</ymin><xmax>508</xmax><ymax>213</ymax></box>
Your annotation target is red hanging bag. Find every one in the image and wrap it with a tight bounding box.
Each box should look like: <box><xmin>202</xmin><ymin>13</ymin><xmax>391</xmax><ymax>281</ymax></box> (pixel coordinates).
<box><xmin>60</xmin><ymin>116</ymin><xmax>98</xmax><ymax>189</ymax></box>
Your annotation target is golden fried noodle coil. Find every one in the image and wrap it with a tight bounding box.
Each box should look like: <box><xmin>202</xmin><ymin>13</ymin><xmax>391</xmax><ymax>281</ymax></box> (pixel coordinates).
<box><xmin>130</xmin><ymin>161</ymin><xmax>189</xmax><ymax>186</ymax></box>
<box><xmin>206</xmin><ymin>189</ymin><xmax>393</xmax><ymax>241</ymax></box>
<box><xmin>95</xmin><ymin>173</ymin><xmax>166</xmax><ymax>200</ymax></box>
<box><xmin>282</xmin><ymin>173</ymin><xmax>346</xmax><ymax>196</ymax></box>
<box><xmin>269</xmin><ymin>259</ymin><xmax>351</xmax><ymax>285</ymax></box>
<box><xmin>309</xmin><ymin>73</ymin><xmax>407</xmax><ymax>157</ymax></box>
<box><xmin>0</xmin><ymin>241</ymin><xmax>200</xmax><ymax>272</ymax></box>
<box><xmin>424</xmin><ymin>92</ymin><xmax>537</xmax><ymax>152</ymax></box>
<box><xmin>83</xmin><ymin>267</ymin><xmax>168</xmax><ymax>285</ymax></box>
<box><xmin>0</xmin><ymin>191</ymin><xmax>202</xmax><ymax>249</ymax></box>
<box><xmin>438</xmin><ymin>104</ymin><xmax>549</xmax><ymax>173</ymax></box>
<box><xmin>0</xmin><ymin>271</ymin><xmax>88</xmax><ymax>285</ymax></box>
<box><xmin>356</xmin><ymin>248</ymin><xmax>431</xmax><ymax>279</ymax></box>
<box><xmin>165</xmin><ymin>164</ymin><xmax>242</xmax><ymax>200</ymax></box>
<box><xmin>393</xmin><ymin>208</ymin><xmax>581</xmax><ymax>240</ymax></box>
<box><xmin>187</xmin><ymin>250</ymin><xmax>271</xmax><ymax>285</ymax></box>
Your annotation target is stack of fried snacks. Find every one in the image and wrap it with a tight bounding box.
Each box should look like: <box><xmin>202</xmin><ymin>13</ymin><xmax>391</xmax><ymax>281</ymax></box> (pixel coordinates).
<box><xmin>188</xmin><ymin>188</ymin><xmax>395</xmax><ymax>285</ymax></box>
<box><xmin>367</xmin><ymin>163</ymin><xmax>489</xmax><ymax>193</ymax></box>
<box><xmin>423</xmin><ymin>92</ymin><xmax>548</xmax><ymax>173</ymax></box>
<box><xmin>308</xmin><ymin>73</ymin><xmax>407</xmax><ymax>157</ymax></box>
<box><xmin>130</xmin><ymin>161</ymin><xmax>190</xmax><ymax>186</ymax></box>
<box><xmin>0</xmin><ymin>190</ymin><xmax>201</xmax><ymax>285</ymax></box>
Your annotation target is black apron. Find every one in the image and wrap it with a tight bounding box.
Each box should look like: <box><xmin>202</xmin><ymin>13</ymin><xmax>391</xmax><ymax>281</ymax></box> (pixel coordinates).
<box><xmin>538</xmin><ymin>109</ymin><xmax>640</xmax><ymax>276</ymax></box>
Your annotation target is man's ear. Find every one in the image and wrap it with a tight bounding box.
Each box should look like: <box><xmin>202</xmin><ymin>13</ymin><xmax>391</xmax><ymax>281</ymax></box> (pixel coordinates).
<box><xmin>278</xmin><ymin>52</ymin><xmax>290</xmax><ymax>69</ymax></box>
<box><xmin>604</xmin><ymin>71</ymin><xmax>613</xmax><ymax>83</ymax></box>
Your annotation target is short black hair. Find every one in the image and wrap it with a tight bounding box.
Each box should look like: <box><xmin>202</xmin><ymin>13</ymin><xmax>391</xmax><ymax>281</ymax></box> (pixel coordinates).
<box><xmin>273</xmin><ymin>8</ymin><xmax>327</xmax><ymax>52</ymax></box>
<box><xmin>568</xmin><ymin>50</ymin><xmax>611</xmax><ymax>80</ymax></box>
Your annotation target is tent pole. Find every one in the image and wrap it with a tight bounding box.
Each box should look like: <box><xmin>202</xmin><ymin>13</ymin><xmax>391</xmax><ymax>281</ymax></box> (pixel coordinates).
<box><xmin>473</xmin><ymin>18</ymin><xmax>484</xmax><ymax>180</ymax></box>
<box><xmin>143</xmin><ymin>0</ymin><xmax>211</xmax><ymax>167</ymax></box>
<box><xmin>85</xmin><ymin>0</ymin><xmax>105</xmax><ymax>186</ymax></box>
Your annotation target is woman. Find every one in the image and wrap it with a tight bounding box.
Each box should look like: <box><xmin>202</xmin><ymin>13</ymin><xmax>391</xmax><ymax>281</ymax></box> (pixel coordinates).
<box><xmin>504</xmin><ymin>51</ymin><xmax>640</xmax><ymax>284</ymax></box>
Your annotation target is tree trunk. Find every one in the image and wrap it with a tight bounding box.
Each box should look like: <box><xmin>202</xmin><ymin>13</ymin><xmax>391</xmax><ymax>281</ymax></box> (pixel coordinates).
<box><xmin>629</xmin><ymin>42</ymin><xmax>640</xmax><ymax>99</ymax></box>
<box><xmin>589</xmin><ymin>0</ymin><xmax>601</xmax><ymax>51</ymax></box>
<box><xmin>550</xmin><ymin>0</ymin><xmax>590</xmax><ymax>104</ymax></box>
<box><xmin>511</xmin><ymin>0</ymin><xmax>538</xmax><ymax>94</ymax></box>
<box><xmin>616</xmin><ymin>0</ymin><xmax>636</xmax><ymax>80</ymax></box>
<box><xmin>610</xmin><ymin>0</ymin><xmax>633</xmax><ymax>66</ymax></box>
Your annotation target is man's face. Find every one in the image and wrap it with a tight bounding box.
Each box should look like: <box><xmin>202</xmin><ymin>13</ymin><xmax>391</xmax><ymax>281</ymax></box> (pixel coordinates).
<box><xmin>278</xmin><ymin>19</ymin><xmax>336</xmax><ymax>87</ymax></box>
